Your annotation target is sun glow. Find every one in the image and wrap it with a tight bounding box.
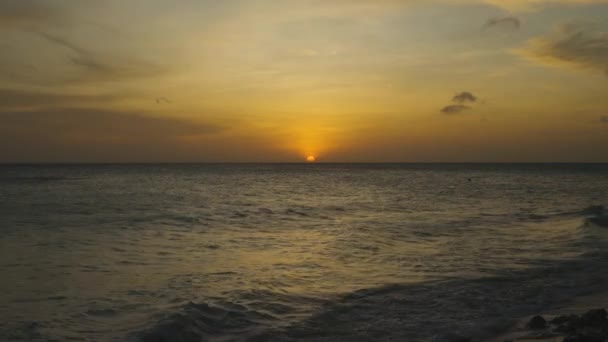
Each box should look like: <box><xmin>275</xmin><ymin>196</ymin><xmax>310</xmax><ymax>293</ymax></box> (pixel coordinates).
<box><xmin>306</xmin><ymin>155</ymin><xmax>316</xmax><ymax>162</ymax></box>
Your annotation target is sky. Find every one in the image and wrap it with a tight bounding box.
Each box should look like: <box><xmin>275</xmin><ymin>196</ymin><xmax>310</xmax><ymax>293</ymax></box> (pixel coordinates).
<box><xmin>1</xmin><ymin>0</ymin><xmax>608</xmax><ymax>162</ymax></box>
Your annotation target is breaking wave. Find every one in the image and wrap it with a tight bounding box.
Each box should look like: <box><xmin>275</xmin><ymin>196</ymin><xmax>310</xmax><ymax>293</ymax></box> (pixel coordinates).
<box><xmin>137</xmin><ymin>205</ymin><xmax>608</xmax><ymax>342</ymax></box>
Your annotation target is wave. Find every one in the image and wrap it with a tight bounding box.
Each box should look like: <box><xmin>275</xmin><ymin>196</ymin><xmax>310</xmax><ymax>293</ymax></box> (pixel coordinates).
<box><xmin>138</xmin><ymin>252</ymin><xmax>608</xmax><ymax>342</ymax></box>
<box><xmin>269</xmin><ymin>254</ymin><xmax>608</xmax><ymax>341</ymax></box>
<box><xmin>135</xmin><ymin>205</ymin><xmax>608</xmax><ymax>342</ymax></box>
<box><xmin>586</xmin><ymin>216</ymin><xmax>608</xmax><ymax>227</ymax></box>
<box><xmin>514</xmin><ymin>205</ymin><xmax>605</xmax><ymax>222</ymax></box>
<box><xmin>580</xmin><ymin>205</ymin><xmax>605</xmax><ymax>216</ymax></box>
<box><xmin>513</xmin><ymin>204</ymin><xmax>607</xmax><ymax>227</ymax></box>
<box><xmin>139</xmin><ymin>302</ymin><xmax>279</xmax><ymax>342</ymax></box>
<box><xmin>573</xmin><ymin>205</ymin><xmax>608</xmax><ymax>228</ymax></box>
<box><xmin>582</xmin><ymin>205</ymin><xmax>608</xmax><ymax>228</ymax></box>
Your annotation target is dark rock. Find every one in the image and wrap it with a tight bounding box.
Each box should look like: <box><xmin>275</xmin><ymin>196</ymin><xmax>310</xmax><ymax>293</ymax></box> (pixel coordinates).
<box><xmin>527</xmin><ymin>315</ymin><xmax>547</xmax><ymax>330</ymax></box>
<box><xmin>581</xmin><ymin>309</ymin><xmax>607</xmax><ymax>327</ymax></box>
<box><xmin>561</xmin><ymin>316</ymin><xmax>585</xmax><ymax>332</ymax></box>
<box><xmin>587</xmin><ymin>216</ymin><xmax>608</xmax><ymax>227</ymax></box>
<box><xmin>563</xmin><ymin>333</ymin><xmax>606</xmax><ymax>342</ymax></box>
<box><xmin>563</xmin><ymin>335</ymin><xmax>582</xmax><ymax>342</ymax></box>
<box><xmin>583</xmin><ymin>205</ymin><xmax>605</xmax><ymax>216</ymax></box>
<box><xmin>432</xmin><ymin>333</ymin><xmax>470</xmax><ymax>342</ymax></box>
<box><xmin>552</xmin><ymin>315</ymin><xmax>580</xmax><ymax>325</ymax></box>
<box><xmin>555</xmin><ymin>323</ymin><xmax>577</xmax><ymax>334</ymax></box>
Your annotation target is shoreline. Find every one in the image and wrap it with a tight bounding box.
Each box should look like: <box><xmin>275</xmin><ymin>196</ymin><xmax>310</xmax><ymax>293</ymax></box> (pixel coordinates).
<box><xmin>486</xmin><ymin>290</ymin><xmax>608</xmax><ymax>342</ymax></box>
<box><xmin>487</xmin><ymin>309</ymin><xmax>607</xmax><ymax>342</ymax></box>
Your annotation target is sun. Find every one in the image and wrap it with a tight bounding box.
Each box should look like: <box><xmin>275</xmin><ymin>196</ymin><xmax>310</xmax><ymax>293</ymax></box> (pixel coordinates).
<box><xmin>306</xmin><ymin>155</ymin><xmax>316</xmax><ymax>163</ymax></box>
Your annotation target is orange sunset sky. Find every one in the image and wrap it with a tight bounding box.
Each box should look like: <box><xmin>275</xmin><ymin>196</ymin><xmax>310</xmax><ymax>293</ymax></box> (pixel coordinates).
<box><xmin>1</xmin><ymin>0</ymin><xmax>608</xmax><ymax>162</ymax></box>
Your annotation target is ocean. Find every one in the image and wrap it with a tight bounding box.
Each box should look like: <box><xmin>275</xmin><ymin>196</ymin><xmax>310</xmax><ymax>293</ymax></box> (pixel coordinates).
<box><xmin>1</xmin><ymin>163</ymin><xmax>607</xmax><ymax>341</ymax></box>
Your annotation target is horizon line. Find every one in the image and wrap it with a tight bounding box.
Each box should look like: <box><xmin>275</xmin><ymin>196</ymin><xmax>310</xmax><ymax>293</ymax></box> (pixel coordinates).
<box><xmin>2</xmin><ymin>161</ymin><xmax>608</xmax><ymax>165</ymax></box>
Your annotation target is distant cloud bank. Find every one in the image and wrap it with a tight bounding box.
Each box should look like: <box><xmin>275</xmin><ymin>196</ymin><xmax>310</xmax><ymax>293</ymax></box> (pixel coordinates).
<box><xmin>482</xmin><ymin>0</ymin><xmax>608</xmax><ymax>11</ymax></box>
<box><xmin>516</xmin><ymin>23</ymin><xmax>608</xmax><ymax>76</ymax></box>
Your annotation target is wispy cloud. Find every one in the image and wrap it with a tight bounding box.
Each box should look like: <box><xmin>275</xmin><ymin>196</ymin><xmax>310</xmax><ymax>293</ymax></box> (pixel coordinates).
<box><xmin>483</xmin><ymin>16</ymin><xmax>521</xmax><ymax>30</ymax></box>
<box><xmin>0</xmin><ymin>108</ymin><xmax>226</xmax><ymax>162</ymax></box>
<box><xmin>0</xmin><ymin>0</ymin><xmax>63</xmax><ymax>29</ymax></box>
<box><xmin>0</xmin><ymin>88</ymin><xmax>124</xmax><ymax>109</ymax></box>
<box><xmin>1</xmin><ymin>1</ymin><xmax>168</xmax><ymax>85</ymax></box>
<box><xmin>481</xmin><ymin>0</ymin><xmax>608</xmax><ymax>11</ymax></box>
<box><xmin>0</xmin><ymin>108</ymin><xmax>223</xmax><ymax>147</ymax></box>
<box><xmin>36</xmin><ymin>32</ymin><xmax>168</xmax><ymax>83</ymax></box>
<box><xmin>516</xmin><ymin>22</ymin><xmax>608</xmax><ymax>75</ymax></box>
<box><xmin>441</xmin><ymin>104</ymin><xmax>472</xmax><ymax>114</ymax></box>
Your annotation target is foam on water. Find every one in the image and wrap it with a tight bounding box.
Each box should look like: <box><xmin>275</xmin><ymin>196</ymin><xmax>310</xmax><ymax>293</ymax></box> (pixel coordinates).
<box><xmin>0</xmin><ymin>164</ymin><xmax>607</xmax><ymax>341</ymax></box>
<box><xmin>139</xmin><ymin>210</ymin><xmax>608</xmax><ymax>342</ymax></box>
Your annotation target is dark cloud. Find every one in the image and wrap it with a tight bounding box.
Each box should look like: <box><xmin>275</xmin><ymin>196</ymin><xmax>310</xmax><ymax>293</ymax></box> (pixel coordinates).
<box><xmin>0</xmin><ymin>108</ymin><xmax>222</xmax><ymax>138</ymax></box>
<box><xmin>1</xmin><ymin>2</ymin><xmax>166</xmax><ymax>85</ymax></box>
<box><xmin>519</xmin><ymin>23</ymin><xmax>608</xmax><ymax>75</ymax></box>
<box><xmin>0</xmin><ymin>0</ymin><xmax>62</xmax><ymax>29</ymax></box>
<box><xmin>483</xmin><ymin>17</ymin><xmax>521</xmax><ymax>30</ymax></box>
<box><xmin>601</xmin><ymin>115</ymin><xmax>608</xmax><ymax>123</ymax></box>
<box><xmin>439</xmin><ymin>91</ymin><xmax>479</xmax><ymax>114</ymax></box>
<box><xmin>38</xmin><ymin>31</ymin><xmax>86</xmax><ymax>55</ymax></box>
<box><xmin>452</xmin><ymin>91</ymin><xmax>477</xmax><ymax>104</ymax></box>
<box><xmin>0</xmin><ymin>108</ymin><xmax>225</xmax><ymax>162</ymax></box>
<box><xmin>0</xmin><ymin>88</ymin><xmax>123</xmax><ymax>109</ymax></box>
<box><xmin>441</xmin><ymin>105</ymin><xmax>471</xmax><ymax>114</ymax></box>
<box><xmin>37</xmin><ymin>32</ymin><xmax>167</xmax><ymax>83</ymax></box>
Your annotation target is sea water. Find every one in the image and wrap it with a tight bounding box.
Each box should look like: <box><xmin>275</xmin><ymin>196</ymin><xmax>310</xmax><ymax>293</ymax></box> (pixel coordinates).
<box><xmin>1</xmin><ymin>164</ymin><xmax>607</xmax><ymax>341</ymax></box>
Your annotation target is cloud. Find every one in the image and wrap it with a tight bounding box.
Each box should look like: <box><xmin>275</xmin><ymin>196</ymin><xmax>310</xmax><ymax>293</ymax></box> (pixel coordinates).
<box><xmin>0</xmin><ymin>106</ymin><xmax>317</xmax><ymax>162</ymax></box>
<box><xmin>452</xmin><ymin>91</ymin><xmax>478</xmax><ymax>103</ymax></box>
<box><xmin>1</xmin><ymin>2</ymin><xmax>167</xmax><ymax>85</ymax></box>
<box><xmin>0</xmin><ymin>108</ymin><xmax>223</xmax><ymax>138</ymax></box>
<box><xmin>441</xmin><ymin>104</ymin><xmax>472</xmax><ymax>114</ymax></box>
<box><xmin>516</xmin><ymin>23</ymin><xmax>608</xmax><ymax>75</ymax></box>
<box><xmin>483</xmin><ymin>16</ymin><xmax>521</xmax><ymax>30</ymax></box>
<box><xmin>326</xmin><ymin>0</ymin><xmax>608</xmax><ymax>12</ymax></box>
<box><xmin>480</xmin><ymin>0</ymin><xmax>608</xmax><ymax>11</ymax></box>
<box><xmin>0</xmin><ymin>108</ymin><xmax>225</xmax><ymax>161</ymax></box>
<box><xmin>439</xmin><ymin>91</ymin><xmax>479</xmax><ymax>114</ymax></box>
<box><xmin>0</xmin><ymin>0</ymin><xmax>62</xmax><ymax>29</ymax></box>
<box><xmin>37</xmin><ymin>32</ymin><xmax>167</xmax><ymax>83</ymax></box>
<box><xmin>0</xmin><ymin>88</ymin><xmax>124</xmax><ymax>110</ymax></box>
<box><xmin>0</xmin><ymin>108</ymin><xmax>311</xmax><ymax>163</ymax></box>
<box><xmin>601</xmin><ymin>115</ymin><xmax>608</xmax><ymax>123</ymax></box>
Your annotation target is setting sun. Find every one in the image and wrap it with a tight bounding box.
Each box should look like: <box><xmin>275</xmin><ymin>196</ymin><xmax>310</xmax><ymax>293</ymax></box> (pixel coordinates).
<box><xmin>3</xmin><ymin>1</ymin><xmax>608</xmax><ymax>341</ymax></box>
